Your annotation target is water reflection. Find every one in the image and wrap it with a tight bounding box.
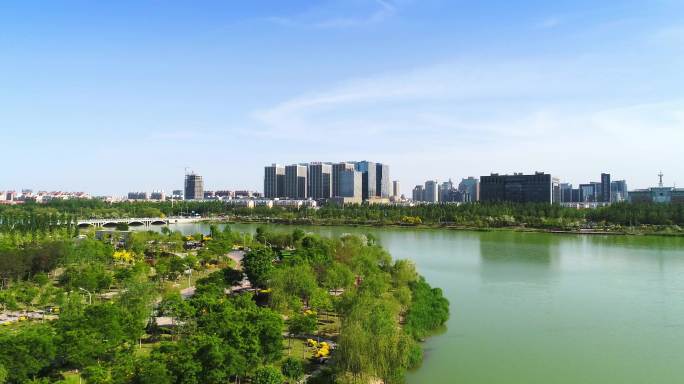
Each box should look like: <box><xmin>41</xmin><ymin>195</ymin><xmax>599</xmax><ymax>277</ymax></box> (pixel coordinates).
<box><xmin>478</xmin><ymin>231</ymin><xmax>560</xmax><ymax>282</ymax></box>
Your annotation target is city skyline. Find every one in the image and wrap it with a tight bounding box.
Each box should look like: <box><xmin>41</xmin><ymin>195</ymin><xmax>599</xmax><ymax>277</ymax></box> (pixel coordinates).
<box><xmin>2</xmin><ymin>1</ymin><xmax>684</xmax><ymax>194</ymax></box>
<box><xmin>1</xmin><ymin>166</ymin><xmax>679</xmax><ymax>199</ymax></box>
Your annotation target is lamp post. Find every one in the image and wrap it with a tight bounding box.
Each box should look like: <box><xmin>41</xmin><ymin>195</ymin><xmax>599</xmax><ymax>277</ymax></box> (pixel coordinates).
<box><xmin>79</xmin><ymin>287</ymin><xmax>92</xmax><ymax>305</ymax></box>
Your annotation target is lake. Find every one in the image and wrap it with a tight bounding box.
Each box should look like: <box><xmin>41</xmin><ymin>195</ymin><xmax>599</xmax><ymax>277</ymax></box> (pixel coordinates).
<box><xmin>159</xmin><ymin>222</ymin><xmax>684</xmax><ymax>384</ymax></box>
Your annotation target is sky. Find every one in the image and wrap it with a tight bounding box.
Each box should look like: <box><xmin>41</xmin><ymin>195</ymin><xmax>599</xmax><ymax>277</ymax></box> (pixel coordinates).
<box><xmin>1</xmin><ymin>0</ymin><xmax>683</xmax><ymax>196</ymax></box>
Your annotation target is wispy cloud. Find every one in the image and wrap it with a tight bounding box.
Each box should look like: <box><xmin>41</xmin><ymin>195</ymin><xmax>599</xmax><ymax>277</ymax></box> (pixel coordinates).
<box><xmin>535</xmin><ymin>17</ymin><xmax>561</xmax><ymax>29</ymax></box>
<box><xmin>266</xmin><ymin>0</ymin><xmax>397</xmax><ymax>29</ymax></box>
<box><xmin>248</xmin><ymin>55</ymin><xmax>684</xmax><ymax>187</ymax></box>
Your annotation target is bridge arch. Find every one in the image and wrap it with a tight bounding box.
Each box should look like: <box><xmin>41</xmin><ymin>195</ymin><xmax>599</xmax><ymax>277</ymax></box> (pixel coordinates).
<box><xmin>128</xmin><ymin>221</ymin><xmax>145</xmax><ymax>226</ymax></box>
<box><xmin>150</xmin><ymin>220</ymin><xmax>167</xmax><ymax>225</ymax></box>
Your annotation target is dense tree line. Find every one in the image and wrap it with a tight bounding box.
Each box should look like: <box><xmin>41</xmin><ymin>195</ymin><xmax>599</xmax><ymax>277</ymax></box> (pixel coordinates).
<box><xmin>4</xmin><ymin>200</ymin><xmax>684</xmax><ymax>233</ymax></box>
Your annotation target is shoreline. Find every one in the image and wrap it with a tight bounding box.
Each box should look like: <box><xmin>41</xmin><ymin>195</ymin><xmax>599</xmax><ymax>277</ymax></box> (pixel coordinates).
<box><xmin>198</xmin><ymin>217</ymin><xmax>684</xmax><ymax>238</ymax></box>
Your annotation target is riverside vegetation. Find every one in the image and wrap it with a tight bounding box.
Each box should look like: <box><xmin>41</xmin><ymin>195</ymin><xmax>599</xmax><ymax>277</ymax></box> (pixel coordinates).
<box><xmin>0</xmin><ymin>219</ymin><xmax>449</xmax><ymax>383</ymax></box>
<box><xmin>3</xmin><ymin>200</ymin><xmax>684</xmax><ymax>235</ymax></box>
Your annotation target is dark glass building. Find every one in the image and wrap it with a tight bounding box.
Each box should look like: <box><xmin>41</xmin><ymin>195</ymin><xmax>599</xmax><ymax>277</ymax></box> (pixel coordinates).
<box><xmin>354</xmin><ymin>161</ymin><xmax>376</xmax><ymax>200</ymax></box>
<box><xmin>600</xmin><ymin>173</ymin><xmax>611</xmax><ymax>203</ymax></box>
<box><xmin>264</xmin><ymin>164</ymin><xmax>285</xmax><ymax>198</ymax></box>
<box><xmin>480</xmin><ymin>172</ymin><xmax>559</xmax><ymax>203</ymax></box>
<box><xmin>184</xmin><ymin>173</ymin><xmax>204</xmax><ymax>200</ymax></box>
<box><xmin>375</xmin><ymin>163</ymin><xmax>390</xmax><ymax>198</ymax></box>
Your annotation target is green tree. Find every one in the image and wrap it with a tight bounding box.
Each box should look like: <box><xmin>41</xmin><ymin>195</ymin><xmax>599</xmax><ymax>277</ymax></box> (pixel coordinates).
<box><xmin>0</xmin><ymin>324</ymin><xmax>56</xmax><ymax>383</ymax></box>
<box><xmin>281</xmin><ymin>357</ymin><xmax>304</xmax><ymax>383</ymax></box>
<box><xmin>253</xmin><ymin>366</ymin><xmax>284</xmax><ymax>384</ymax></box>
<box><xmin>132</xmin><ymin>357</ymin><xmax>173</xmax><ymax>384</ymax></box>
<box><xmin>243</xmin><ymin>247</ymin><xmax>274</xmax><ymax>288</ymax></box>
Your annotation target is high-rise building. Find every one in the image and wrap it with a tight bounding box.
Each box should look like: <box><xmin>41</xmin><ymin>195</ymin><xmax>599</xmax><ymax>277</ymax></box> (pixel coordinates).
<box><xmin>560</xmin><ymin>183</ymin><xmax>573</xmax><ymax>203</ymax></box>
<box><xmin>439</xmin><ymin>180</ymin><xmax>454</xmax><ymax>202</ymax></box>
<box><xmin>458</xmin><ymin>177</ymin><xmax>480</xmax><ymax>202</ymax></box>
<box><xmin>375</xmin><ymin>163</ymin><xmax>390</xmax><ymax>198</ymax></box>
<box><xmin>392</xmin><ymin>180</ymin><xmax>401</xmax><ymax>198</ymax></box>
<box><xmin>308</xmin><ymin>163</ymin><xmax>333</xmax><ymax>200</ymax></box>
<box><xmin>424</xmin><ymin>180</ymin><xmax>439</xmax><ymax>203</ymax></box>
<box><xmin>412</xmin><ymin>185</ymin><xmax>424</xmax><ymax>202</ymax></box>
<box><xmin>611</xmin><ymin>180</ymin><xmax>628</xmax><ymax>202</ymax></box>
<box><xmin>480</xmin><ymin>172</ymin><xmax>557</xmax><ymax>203</ymax></box>
<box><xmin>285</xmin><ymin>164</ymin><xmax>308</xmax><ymax>199</ymax></box>
<box><xmin>184</xmin><ymin>173</ymin><xmax>204</xmax><ymax>200</ymax></box>
<box><xmin>571</xmin><ymin>188</ymin><xmax>581</xmax><ymax>203</ymax></box>
<box><xmin>338</xmin><ymin>169</ymin><xmax>362</xmax><ymax>200</ymax></box>
<box><xmin>355</xmin><ymin>161</ymin><xmax>376</xmax><ymax>200</ymax></box>
<box><xmin>332</xmin><ymin>162</ymin><xmax>356</xmax><ymax>197</ymax></box>
<box><xmin>579</xmin><ymin>183</ymin><xmax>596</xmax><ymax>202</ymax></box>
<box><xmin>601</xmin><ymin>173</ymin><xmax>611</xmax><ymax>203</ymax></box>
<box><xmin>264</xmin><ymin>164</ymin><xmax>285</xmax><ymax>199</ymax></box>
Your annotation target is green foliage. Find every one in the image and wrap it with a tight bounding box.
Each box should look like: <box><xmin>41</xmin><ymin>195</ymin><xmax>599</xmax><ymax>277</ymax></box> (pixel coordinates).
<box><xmin>0</xmin><ymin>324</ymin><xmax>56</xmax><ymax>383</ymax></box>
<box><xmin>281</xmin><ymin>357</ymin><xmax>304</xmax><ymax>382</ymax></box>
<box><xmin>243</xmin><ymin>247</ymin><xmax>275</xmax><ymax>288</ymax></box>
<box><xmin>269</xmin><ymin>264</ymin><xmax>317</xmax><ymax>312</ymax></box>
<box><xmin>288</xmin><ymin>312</ymin><xmax>317</xmax><ymax>336</ymax></box>
<box><xmin>59</xmin><ymin>262</ymin><xmax>113</xmax><ymax>293</ymax></box>
<box><xmin>132</xmin><ymin>357</ymin><xmax>173</xmax><ymax>384</ymax></box>
<box><xmin>253</xmin><ymin>365</ymin><xmax>285</xmax><ymax>384</ymax></box>
<box><xmin>404</xmin><ymin>277</ymin><xmax>450</xmax><ymax>340</ymax></box>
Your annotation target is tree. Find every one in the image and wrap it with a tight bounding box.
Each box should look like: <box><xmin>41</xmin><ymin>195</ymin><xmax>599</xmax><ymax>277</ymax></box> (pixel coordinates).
<box><xmin>82</xmin><ymin>364</ymin><xmax>113</xmax><ymax>384</ymax></box>
<box><xmin>281</xmin><ymin>357</ymin><xmax>304</xmax><ymax>383</ymax></box>
<box><xmin>253</xmin><ymin>366</ymin><xmax>284</xmax><ymax>384</ymax></box>
<box><xmin>243</xmin><ymin>247</ymin><xmax>274</xmax><ymax>288</ymax></box>
<box><xmin>132</xmin><ymin>357</ymin><xmax>173</xmax><ymax>384</ymax></box>
<box><xmin>0</xmin><ymin>324</ymin><xmax>56</xmax><ymax>383</ymax></box>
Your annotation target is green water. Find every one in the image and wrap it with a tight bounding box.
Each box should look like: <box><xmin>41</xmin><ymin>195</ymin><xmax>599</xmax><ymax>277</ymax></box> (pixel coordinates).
<box><xmin>163</xmin><ymin>222</ymin><xmax>684</xmax><ymax>384</ymax></box>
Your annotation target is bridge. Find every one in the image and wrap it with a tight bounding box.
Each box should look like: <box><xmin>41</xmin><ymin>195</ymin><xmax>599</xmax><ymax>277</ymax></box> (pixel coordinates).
<box><xmin>77</xmin><ymin>217</ymin><xmax>170</xmax><ymax>228</ymax></box>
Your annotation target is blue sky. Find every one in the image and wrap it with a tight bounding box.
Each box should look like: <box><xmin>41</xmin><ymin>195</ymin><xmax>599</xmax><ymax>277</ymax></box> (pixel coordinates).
<box><xmin>2</xmin><ymin>0</ymin><xmax>683</xmax><ymax>195</ymax></box>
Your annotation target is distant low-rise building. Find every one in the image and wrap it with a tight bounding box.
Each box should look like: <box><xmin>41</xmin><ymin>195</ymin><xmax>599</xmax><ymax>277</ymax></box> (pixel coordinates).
<box><xmin>150</xmin><ymin>191</ymin><xmax>166</xmax><ymax>201</ymax></box>
<box><xmin>127</xmin><ymin>192</ymin><xmax>148</xmax><ymax>200</ymax></box>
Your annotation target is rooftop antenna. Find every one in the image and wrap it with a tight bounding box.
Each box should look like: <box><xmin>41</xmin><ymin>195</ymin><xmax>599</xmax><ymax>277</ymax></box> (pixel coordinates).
<box><xmin>658</xmin><ymin>171</ymin><xmax>664</xmax><ymax>188</ymax></box>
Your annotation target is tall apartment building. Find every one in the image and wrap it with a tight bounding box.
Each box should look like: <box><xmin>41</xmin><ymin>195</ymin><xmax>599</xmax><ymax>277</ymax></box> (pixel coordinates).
<box><xmin>338</xmin><ymin>168</ymin><xmax>362</xmax><ymax>200</ymax></box>
<box><xmin>611</xmin><ymin>180</ymin><xmax>628</xmax><ymax>202</ymax></box>
<box><xmin>184</xmin><ymin>173</ymin><xmax>204</xmax><ymax>200</ymax></box>
<box><xmin>458</xmin><ymin>177</ymin><xmax>480</xmax><ymax>202</ymax></box>
<box><xmin>560</xmin><ymin>183</ymin><xmax>573</xmax><ymax>203</ymax></box>
<box><xmin>308</xmin><ymin>163</ymin><xmax>333</xmax><ymax>200</ymax></box>
<box><xmin>480</xmin><ymin>172</ymin><xmax>559</xmax><ymax>203</ymax></box>
<box><xmin>355</xmin><ymin>161</ymin><xmax>376</xmax><ymax>200</ymax></box>
<box><xmin>424</xmin><ymin>180</ymin><xmax>440</xmax><ymax>203</ymax></box>
<box><xmin>439</xmin><ymin>180</ymin><xmax>454</xmax><ymax>202</ymax></box>
<box><xmin>264</xmin><ymin>164</ymin><xmax>285</xmax><ymax>198</ymax></box>
<box><xmin>392</xmin><ymin>180</ymin><xmax>401</xmax><ymax>198</ymax></box>
<box><xmin>285</xmin><ymin>164</ymin><xmax>308</xmax><ymax>199</ymax></box>
<box><xmin>579</xmin><ymin>183</ymin><xmax>596</xmax><ymax>202</ymax></box>
<box><xmin>412</xmin><ymin>185</ymin><xmax>424</xmax><ymax>202</ymax></box>
<box><xmin>375</xmin><ymin>163</ymin><xmax>390</xmax><ymax>198</ymax></box>
<box><xmin>600</xmin><ymin>173</ymin><xmax>611</xmax><ymax>203</ymax></box>
<box><xmin>332</xmin><ymin>162</ymin><xmax>356</xmax><ymax>197</ymax></box>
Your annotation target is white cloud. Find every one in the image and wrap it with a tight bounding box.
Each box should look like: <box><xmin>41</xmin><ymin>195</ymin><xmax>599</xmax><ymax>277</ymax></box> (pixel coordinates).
<box><xmin>266</xmin><ymin>0</ymin><xmax>397</xmax><ymax>29</ymax></box>
<box><xmin>536</xmin><ymin>17</ymin><xmax>561</xmax><ymax>29</ymax></box>
<box><xmin>249</xmin><ymin>56</ymin><xmax>684</xmax><ymax>188</ymax></box>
